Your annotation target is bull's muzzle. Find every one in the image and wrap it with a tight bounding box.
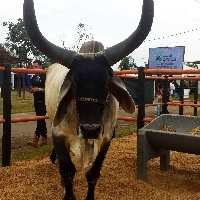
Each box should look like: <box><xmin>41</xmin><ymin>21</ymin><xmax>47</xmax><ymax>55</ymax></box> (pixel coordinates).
<box><xmin>79</xmin><ymin>124</ymin><xmax>102</xmax><ymax>139</ymax></box>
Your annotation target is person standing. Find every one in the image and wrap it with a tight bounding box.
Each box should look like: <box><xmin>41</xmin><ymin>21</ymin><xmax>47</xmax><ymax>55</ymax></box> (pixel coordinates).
<box><xmin>155</xmin><ymin>83</ymin><xmax>163</xmax><ymax>116</ymax></box>
<box><xmin>169</xmin><ymin>81</ymin><xmax>175</xmax><ymax>101</ymax></box>
<box><xmin>27</xmin><ymin>60</ymin><xmax>47</xmax><ymax>147</ymax></box>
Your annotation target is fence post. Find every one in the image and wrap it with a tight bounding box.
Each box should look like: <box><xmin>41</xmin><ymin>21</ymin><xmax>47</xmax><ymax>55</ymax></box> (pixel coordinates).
<box><xmin>194</xmin><ymin>81</ymin><xmax>198</xmax><ymax>116</ymax></box>
<box><xmin>179</xmin><ymin>80</ymin><xmax>184</xmax><ymax>115</ymax></box>
<box><xmin>137</xmin><ymin>67</ymin><xmax>145</xmax><ymax>132</ymax></box>
<box><xmin>2</xmin><ymin>64</ymin><xmax>12</xmax><ymax>167</ymax></box>
<box><xmin>162</xmin><ymin>76</ymin><xmax>168</xmax><ymax>114</ymax></box>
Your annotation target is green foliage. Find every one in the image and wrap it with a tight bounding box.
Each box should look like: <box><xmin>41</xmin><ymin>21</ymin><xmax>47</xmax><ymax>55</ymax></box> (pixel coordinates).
<box><xmin>184</xmin><ymin>62</ymin><xmax>198</xmax><ymax>69</ymax></box>
<box><xmin>0</xmin><ymin>43</ymin><xmax>5</xmax><ymax>49</ymax></box>
<box><xmin>118</xmin><ymin>56</ymin><xmax>138</xmax><ymax>70</ymax></box>
<box><xmin>2</xmin><ymin>18</ymin><xmax>52</xmax><ymax>66</ymax></box>
<box><xmin>2</xmin><ymin>19</ymin><xmax>93</xmax><ymax>66</ymax></box>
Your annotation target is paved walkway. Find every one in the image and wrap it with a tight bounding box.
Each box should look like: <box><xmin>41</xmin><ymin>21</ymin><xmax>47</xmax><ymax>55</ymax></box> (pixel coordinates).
<box><xmin>0</xmin><ymin>112</ymin><xmax>52</xmax><ymax>153</ymax></box>
<box><xmin>0</xmin><ymin>112</ymin><xmax>52</xmax><ymax>138</ymax></box>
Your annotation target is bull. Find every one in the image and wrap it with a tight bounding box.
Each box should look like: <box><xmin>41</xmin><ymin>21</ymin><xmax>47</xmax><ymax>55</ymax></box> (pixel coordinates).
<box><xmin>23</xmin><ymin>0</ymin><xmax>154</xmax><ymax>199</ymax></box>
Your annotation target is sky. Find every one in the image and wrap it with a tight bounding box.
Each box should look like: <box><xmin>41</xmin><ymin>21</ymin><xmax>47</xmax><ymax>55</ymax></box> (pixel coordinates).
<box><xmin>1</xmin><ymin>0</ymin><xmax>200</xmax><ymax>69</ymax></box>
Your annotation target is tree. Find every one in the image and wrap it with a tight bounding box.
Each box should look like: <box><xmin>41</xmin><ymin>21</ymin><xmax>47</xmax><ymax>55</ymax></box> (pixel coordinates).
<box><xmin>61</xmin><ymin>22</ymin><xmax>94</xmax><ymax>52</ymax></box>
<box><xmin>184</xmin><ymin>62</ymin><xmax>198</xmax><ymax>69</ymax></box>
<box><xmin>0</xmin><ymin>43</ymin><xmax>5</xmax><ymax>49</ymax></box>
<box><xmin>2</xmin><ymin>19</ymin><xmax>94</xmax><ymax>98</ymax></box>
<box><xmin>2</xmin><ymin>18</ymin><xmax>53</xmax><ymax>97</ymax></box>
<box><xmin>118</xmin><ymin>56</ymin><xmax>138</xmax><ymax>70</ymax></box>
<box><xmin>2</xmin><ymin>18</ymin><xmax>51</xmax><ymax>66</ymax></box>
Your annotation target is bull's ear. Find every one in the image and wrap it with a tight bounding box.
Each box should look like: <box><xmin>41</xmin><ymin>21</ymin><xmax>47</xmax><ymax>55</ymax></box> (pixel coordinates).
<box><xmin>53</xmin><ymin>78</ymin><xmax>74</xmax><ymax>126</ymax></box>
<box><xmin>108</xmin><ymin>74</ymin><xmax>135</xmax><ymax>114</ymax></box>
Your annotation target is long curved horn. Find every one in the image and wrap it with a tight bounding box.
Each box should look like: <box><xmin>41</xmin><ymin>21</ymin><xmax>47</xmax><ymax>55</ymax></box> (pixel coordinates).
<box><xmin>23</xmin><ymin>0</ymin><xmax>76</xmax><ymax>67</ymax></box>
<box><xmin>105</xmin><ymin>0</ymin><xmax>154</xmax><ymax>66</ymax></box>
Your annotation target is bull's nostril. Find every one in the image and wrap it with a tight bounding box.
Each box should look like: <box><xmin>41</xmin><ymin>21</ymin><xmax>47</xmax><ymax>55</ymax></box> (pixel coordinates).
<box><xmin>80</xmin><ymin>124</ymin><xmax>101</xmax><ymax>139</ymax></box>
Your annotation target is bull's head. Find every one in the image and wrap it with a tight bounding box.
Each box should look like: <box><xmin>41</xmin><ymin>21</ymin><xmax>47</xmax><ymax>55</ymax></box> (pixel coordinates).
<box><xmin>53</xmin><ymin>48</ymin><xmax>136</xmax><ymax>139</ymax></box>
<box><xmin>23</xmin><ymin>0</ymin><xmax>154</xmax><ymax>139</ymax></box>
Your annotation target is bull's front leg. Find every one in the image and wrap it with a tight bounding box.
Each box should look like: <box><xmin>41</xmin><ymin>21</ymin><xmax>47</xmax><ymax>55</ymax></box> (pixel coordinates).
<box><xmin>85</xmin><ymin>139</ymin><xmax>111</xmax><ymax>200</ymax></box>
<box><xmin>53</xmin><ymin>135</ymin><xmax>76</xmax><ymax>200</ymax></box>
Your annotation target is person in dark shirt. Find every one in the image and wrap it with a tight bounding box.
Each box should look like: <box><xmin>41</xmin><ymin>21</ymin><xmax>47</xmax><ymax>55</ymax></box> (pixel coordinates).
<box><xmin>27</xmin><ymin>60</ymin><xmax>47</xmax><ymax>147</ymax></box>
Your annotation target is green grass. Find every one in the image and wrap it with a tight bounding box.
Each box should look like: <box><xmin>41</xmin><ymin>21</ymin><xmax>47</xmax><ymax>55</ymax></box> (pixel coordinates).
<box><xmin>0</xmin><ymin>145</ymin><xmax>53</xmax><ymax>166</ymax></box>
<box><xmin>10</xmin><ymin>144</ymin><xmax>52</xmax><ymax>164</ymax></box>
<box><xmin>115</xmin><ymin>124</ymin><xmax>137</xmax><ymax>138</ymax></box>
<box><xmin>11</xmin><ymin>94</ymin><xmax>34</xmax><ymax>114</ymax></box>
<box><xmin>0</xmin><ymin>91</ymin><xmax>34</xmax><ymax>115</ymax></box>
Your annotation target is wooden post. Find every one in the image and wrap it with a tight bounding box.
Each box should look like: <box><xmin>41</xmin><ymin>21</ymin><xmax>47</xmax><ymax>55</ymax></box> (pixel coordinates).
<box><xmin>2</xmin><ymin>64</ymin><xmax>12</xmax><ymax>167</ymax></box>
<box><xmin>194</xmin><ymin>81</ymin><xmax>198</xmax><ymax>116</ymax></box>
<box><xmin>179</xmin><ymin>80</ymin><xmax>184</xmax><ymax>115</ymax></box>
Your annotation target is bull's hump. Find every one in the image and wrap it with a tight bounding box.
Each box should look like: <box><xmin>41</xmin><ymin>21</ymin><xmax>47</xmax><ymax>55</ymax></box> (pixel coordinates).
<box><xmin>79</xmin><ymin>41</ymin><xmax>104</xmax><ymax>53</ymax></box>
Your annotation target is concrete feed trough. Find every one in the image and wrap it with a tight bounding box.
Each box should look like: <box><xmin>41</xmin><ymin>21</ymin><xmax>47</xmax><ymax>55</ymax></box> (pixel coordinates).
<box><xmin>137</xmin><ymin>114</ymin><xmax>200</xmax><ymax>181</ymax></box>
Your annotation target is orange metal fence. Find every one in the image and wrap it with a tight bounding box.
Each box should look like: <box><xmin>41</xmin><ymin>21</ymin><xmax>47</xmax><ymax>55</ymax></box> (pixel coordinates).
<box><xmin>1</xmin><ymin>66</ymin><xmax>200</xmax><ymax>166</ymax></box>
<box><xmin>1</xmin><ymin>67</ymin><xmax>200</xmax><ymax>123</ymax></box>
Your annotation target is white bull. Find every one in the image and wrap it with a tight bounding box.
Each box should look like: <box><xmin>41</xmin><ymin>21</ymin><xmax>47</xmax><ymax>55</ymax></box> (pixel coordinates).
<box><xmin>45</xmin><ymin>63</ymin><xmax>119</xmax><ymax>168</ymax></box>
<box><xmin>45</xmin><ymin>59</ymin><xmax>135</xmax><ymax>200</ymax></box>
<box><xmin>23</xmin><ymin>0</ymin><xmax>154</xmax><ymax>199</ymax></box>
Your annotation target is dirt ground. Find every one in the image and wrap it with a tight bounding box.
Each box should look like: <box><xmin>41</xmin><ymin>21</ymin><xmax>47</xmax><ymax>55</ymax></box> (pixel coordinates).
<box><xmin>0</xmin><ymin>135</ymin><xmax>200</xmax><ymax>200</ymax></box>
<box><xmin>0</xmin><ymin>103</ymin><xmax>200</xmax><ymax>199</ymax></box>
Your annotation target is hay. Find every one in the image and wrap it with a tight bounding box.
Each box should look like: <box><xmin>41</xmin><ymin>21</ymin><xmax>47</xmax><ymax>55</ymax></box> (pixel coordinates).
<box><xmin>0</xmin><ymin>135</ymin><xmax>200</xmax><ymax>199</ymax></box>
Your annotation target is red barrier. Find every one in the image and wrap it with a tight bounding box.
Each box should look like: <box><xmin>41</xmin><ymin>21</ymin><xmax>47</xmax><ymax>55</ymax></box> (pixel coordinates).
<box><xmin>0</xmin><ymin>115</ymin><xmax>153</xmax><ymax>124</ymax></box>
<box><xmin>0</xmin><ymin>67</ymin><xmax>199</xmax><ymax>127</ymax></box>
<box><xmin>144</xmin><ymin>101</ymin><xmax>200</xmax><ymax>107</ymax></box>
<box><xmin>118</xmin><ymin>76</ymin><xmax>200</xmax><ymax>81</ymax></box>
<box><xmin>1</xmin><ymin>66</ymin><xmax>200</xmax><ymax>76</ymax></box>
<box><xmin>117</xmin><ymin>116</ymin><xmax>152</xmax><ymax>123</ymax></box>
<box><xmin>12</xmin><ymin>68</ymin><xmax>46</xmax><ymax>74</ymax></box>
<box><xmin>0</xmin><ymin>115</ymin><xmax>49</xmax><ymax>124</ymax></box>
<box><xmin>167</xmin><ymin>102</ymin><xmax>200</xmax><ymax>107</ymax></box>
<box><xmin>115</xmin><ymin>68</ymin><xmax>200</xmax><ymax>75</ymax></box>
<box><xmin>115</xmin><ymin>70</ymin><xmax>138</xmax><ymax>75</ymax></box>
<box><xmin>0</xmin><ymin>66</ymin><xmax>5</xmax><ymax>71</ymax></box>
<box><xmin>1</xmin><ymin>66</ymin><xmax>199</xmax><ymax>167</ymax></box>
<box><xmin>0</xmin><ymin>66</ymin><xmax>46</xmax><ymax>74</ymax></box>
<box><xmin>144</xmin><ymin>69</ymin><xmax>200</xmax><ymax>75</ymax></box>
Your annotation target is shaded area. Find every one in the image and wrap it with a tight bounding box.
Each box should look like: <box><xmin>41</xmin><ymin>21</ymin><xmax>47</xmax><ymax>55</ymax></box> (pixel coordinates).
<box><xmin>121</xmin><ymin>78</ymin><xmax>154</xmax><ymax>104</ymax></box>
